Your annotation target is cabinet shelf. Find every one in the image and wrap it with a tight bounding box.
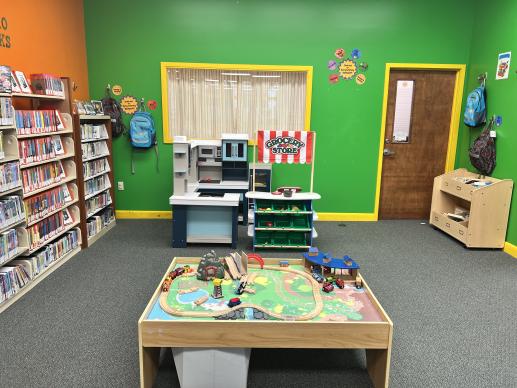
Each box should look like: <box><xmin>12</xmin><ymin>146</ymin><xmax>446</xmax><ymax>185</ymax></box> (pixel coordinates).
<box><xmin>430</xmin><ymin>168</ymin><xmax>513</xmax><ymax>248</ymax></box>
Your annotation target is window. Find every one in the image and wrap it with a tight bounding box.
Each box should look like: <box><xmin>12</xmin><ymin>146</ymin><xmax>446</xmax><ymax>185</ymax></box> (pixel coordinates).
<box><xmin>161</xmin><ymin>63</ymin><xmax>313</xmax><ymax>143</ymax></box>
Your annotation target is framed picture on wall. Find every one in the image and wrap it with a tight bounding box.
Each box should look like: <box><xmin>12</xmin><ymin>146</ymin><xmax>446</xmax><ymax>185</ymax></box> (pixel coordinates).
<box><xmin>14</xmin><ymin>71</ymin><xmax>33</xmax><ymax>94</ymax></box>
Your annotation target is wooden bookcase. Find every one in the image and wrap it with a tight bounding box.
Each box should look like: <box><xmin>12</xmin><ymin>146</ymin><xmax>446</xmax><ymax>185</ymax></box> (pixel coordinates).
<box><xmin>430</xmin><ymin>168</ymin><xmax>513</xmax><ymax>248</ymax></box>
<box><xmin>73</xmin><ymin>114</ymin><xmax>116</xmax><ymax>248</ymax></box>
<box><xmin>0</xmin><ymin>78</ymin><xmax>83</xmax><ymax>313</ymax></box>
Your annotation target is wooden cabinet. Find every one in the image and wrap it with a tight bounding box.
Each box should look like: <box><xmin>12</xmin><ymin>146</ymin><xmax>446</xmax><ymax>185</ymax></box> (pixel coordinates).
<box><xmin>430</xmin><ymin>168</ymin><xmax>513</xmax><ymax>248</ymax></box>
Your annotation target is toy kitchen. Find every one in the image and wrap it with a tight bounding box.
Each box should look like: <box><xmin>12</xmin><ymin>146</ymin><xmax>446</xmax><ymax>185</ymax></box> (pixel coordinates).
<box><xmin>169</xmin><ymin>134</ymin><xmax>250</xmax><ymax>248</ymax></box>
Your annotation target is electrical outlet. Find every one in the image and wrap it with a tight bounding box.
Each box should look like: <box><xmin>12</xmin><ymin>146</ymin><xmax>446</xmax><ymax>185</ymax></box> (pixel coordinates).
<box><xmin>117</xmin><ymin>181</ymin><xmax>125</xmax><ymax>190</ymax></box>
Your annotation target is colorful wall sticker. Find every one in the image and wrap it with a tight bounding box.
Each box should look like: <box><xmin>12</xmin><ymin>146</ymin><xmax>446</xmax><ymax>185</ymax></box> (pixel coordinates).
<box><xmin>329</xmin><ymin>74</ymin><xmax>339</xmax><ymax>84</ymax></box>
<box><xmin>120</xmin><ymin>95</ymin><xmax>139</xmax><ymax>114</ymax></box>
<box><xmin>112</xmin><ymin>84</ymin><xmax>123</xmax><ymax>96</ymax></box>
<box><xmin>328</xmin><ymin>47</ymin><xmax>368</xmax><ymax>86</ymax></box>
<box><xmin>496</xmin><ymin>51</ymin><xmax>511</xmax><ymax>80</ymax></box>
<box><xmin>335</xmin><ymin>48</ymin><xmax>345</xmax><ymax>59</ymax></box>
<box><xmin>147</xmin><ymin>99</ymin><xmax>158</xmax><ymax>110</ymax></box>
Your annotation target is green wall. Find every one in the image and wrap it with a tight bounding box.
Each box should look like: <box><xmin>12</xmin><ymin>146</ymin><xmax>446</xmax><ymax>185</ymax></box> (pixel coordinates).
<box><xmin>456</xmin><ymin>0</ymin><xmax>517</xmax><ymax>246</ymax></box>
<box><xmin>84</xmin><ymin>0</ymin><xmax>475</xmax><ymax>213</ymax></box>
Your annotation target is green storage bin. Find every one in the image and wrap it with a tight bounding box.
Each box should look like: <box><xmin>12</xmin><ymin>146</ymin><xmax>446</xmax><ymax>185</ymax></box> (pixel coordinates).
<box><xmin>288</xmin><ymin>202</ymin><xmax>307</xmax><ymax>212</ymax></box>
<box><xmin>255</xmin><ymin>200</ymin><xmax>272</xmax><ymax>211</ymax></box>
<box><xmin>289</xmin><ymin>232</ymin><xmax>308</xmax><ymax>246</ymax></box>
<box><xmin>274</xmin><ymin>215</ymin><xmax>291</xmax><ymax>228</ymax></box>
<box><xmin>272</xmin><ymin>201</ymin><xmax>288</xmax><ymax>212</ymax></box>
<box><xmin>272</xmin><ymin>231</ymin><xmax>289</xmax><ymax>246</ymax></box>
<box><xmin>255</xmin><ymin>231</ymin><xmax>272</xmax><ymax>245</ymax></box>
<box><xmin>292</xmin><ymin>214</ymin><xmax>309</xmax><ymax>229</ymax></box>
<box><xmin>256</xmin><ymin>214</ymin><xmax>274</xmax><ymax>228</ymax></box>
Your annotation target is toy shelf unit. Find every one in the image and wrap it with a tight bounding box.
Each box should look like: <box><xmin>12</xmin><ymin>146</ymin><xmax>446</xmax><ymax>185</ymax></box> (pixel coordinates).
<box><xmin>247</xmin><ymin>192</ymin><xmax>320</xmax><ymax>250</ymax></box>
<box><xmin>430</xmin><ymin>168</ymin><xmax>513</xmax><ymax>248</ymax></box>
<box><xmin>0</xmin><ymin>77</ymin><xmax>84</xmax><ymax>313</ymax></box>
<box><xmin>73</xmin><ymin>114</ymin><xmax>115</xmax><ymax>248</ymax></box>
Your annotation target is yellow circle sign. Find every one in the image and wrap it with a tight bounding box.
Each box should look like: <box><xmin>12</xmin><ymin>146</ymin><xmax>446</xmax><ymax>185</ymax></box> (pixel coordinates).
<box><xmin>339</xmin><ymin>59</ymin><xmax>357</xmax><ymax>80</ymax></box>
<box><xmin>112</xmin><ymin>84</ymin><xmax>122</xmax><ymax>96</ymax></box>
<box><xmin>120</xmin><ymin>95</ymin><xmax>139</xmax><ymax>114</ymax></box>
<box><xmin>356</xmin><ymin>73</ymin><xmax>366</xmax><ymax>85</ymax></box>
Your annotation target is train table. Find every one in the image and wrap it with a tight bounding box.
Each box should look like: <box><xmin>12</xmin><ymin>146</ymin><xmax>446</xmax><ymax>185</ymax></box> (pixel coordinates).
<box><xmin>138</xmin><ymin>256</ymin><xmax>393</xmax><ymax>388</ymax></box>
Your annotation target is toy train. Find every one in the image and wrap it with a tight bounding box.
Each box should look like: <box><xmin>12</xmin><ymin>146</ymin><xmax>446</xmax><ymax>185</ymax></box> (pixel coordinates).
<box><xmin>161</xmin><ymin>266</ymin><xmax>189</xmax><ymax>292</ymax></box>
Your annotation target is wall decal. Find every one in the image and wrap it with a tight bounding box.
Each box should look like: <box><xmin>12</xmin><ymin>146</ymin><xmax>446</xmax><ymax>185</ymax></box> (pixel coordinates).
<box><xmin>339</xmin><ymin>59</ymin><xmax>357</xmax><ymax>80</ymax></box>
<box><xmin>335</xmin><ymin>48</ymin><xmax>345</xmax><ymax>59</ymax></box>
<box><xmin>147</xmin><ymin>99</ymin><xmax>157</xmax><ymax>110</ymax></box>
<box><xmin>328</xmin><ymin>47</ymin><xmax>368</xmax><ymax>86</ymax></box>
<box><xmin>120</xmin><ymin>95</ymin><xmax>139</xmax><ymax>114</ymax></box>
<box><xmin>496</xmin><ymin>51</ymin><xmax>511</xmax><ymax>80</ymax></box>
<box><xmin>112</xmin><ymin>84</ymin><xmax>123</xmax><ymax>96</ymax></box>
<box><xmin>356</xmin><ymin>74</ymin><xmax>366</xmax><ymax>85</ymax></box>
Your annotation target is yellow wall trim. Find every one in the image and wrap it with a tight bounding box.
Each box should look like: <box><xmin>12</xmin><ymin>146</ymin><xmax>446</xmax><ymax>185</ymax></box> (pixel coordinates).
<box><xmin>504</xmin><ymin>241</ymin><xmax>517</xmax><ymax>259</ymax></box>
<box><xmin>160</xmin><ymin>62</ymin><xmax>313</xmax><ymax>144</ymax></box>
<box><xmin>374</xmin><ymin>63</ymin><xmax>466</xmax><ymax>219</ymax></box>
<box><xmin>317</xmin><ymin>213</ymin><xmax>377</xmax><ymax>222</ymax></box>
<box><xmin>116</xmin><ymin>210</ymin><xmax>172</xmax><ymax>219</ymax></box>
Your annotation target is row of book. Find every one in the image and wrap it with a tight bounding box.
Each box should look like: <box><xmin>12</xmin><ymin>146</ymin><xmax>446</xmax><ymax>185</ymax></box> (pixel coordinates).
<box><xmin>0</xmin><ymin>161</ymin><xmax>21</xmax><ymax>193</ymax></box>
<box><xmin>22</xmin><ymin>160</ymin><xmax>66</xmax><ymax>195</ymax></box>
<box><xmin>85</xmin><ymin>175</ymin><xmax>110</xmax><ymax>197</ymax></box>
<box><xmin>24</xmin><ymin>184</ymin><xmax>73</xmax><ymax>225</ymax></box>
<box><xmin>87</xmin><ymin>206</ymin><xmax>114</xmax><ymax>238</ymax></box>
<box><xmin>81</xmin><ymin>123</ymin><xmax>107</xmax><ymax>141</ymax></box>
<box><xmin>30</xmin><ymin>74</ymin><xmax>65</xmax><ymax>97</ymax></box>
<box><xmin>82</xmin><ymin>140</ymin><xmax>108</xmax><ymax>160</ymax></box>
<box><xmin>0</xmin><ymin>97</ymin><xmax>14</xmax><ymax>126</ymax></box>
<box><xmin>86</xmin><ymin>191</ymin><xmax>112</xmax><ymax>217</ymax></box>
<box><xmin>15</xmin><ymin>109</ymin><xmax>64</xmax><ymax>136</ymax></box>
<box><xmin>27</xmin><ymin>208</ymin><xmax>74</xmax><ymax>250</ymax></box>
<box><xmin>83</xmin><ymin>158</ymin><xmax>109</xmax><ymax>180</ymax></box>
<box><xmin>0</xmin><ymin>228</ymin><xmax>80</xmax><ymax>304</ymax></box>
<box><xmin>0</xmin><ymin>229</ymin><xmax>20</xmax><ymax>266</ymax></box>
<box><xmin>18</xmin><ymin>136</ymin><xmax>64</xmax><ymax>165</ymax></box>
<box><xmin>0</xmin><ymin>196</ymin><xmax>25</xmax><ymax>230</ymax></box>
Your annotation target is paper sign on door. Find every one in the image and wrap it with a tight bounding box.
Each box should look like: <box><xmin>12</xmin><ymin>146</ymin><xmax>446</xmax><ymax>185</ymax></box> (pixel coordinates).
<box><xmin>392</xmin><ymin>80</ymin><xmax>414</xmax><ymax>143</ymax></box>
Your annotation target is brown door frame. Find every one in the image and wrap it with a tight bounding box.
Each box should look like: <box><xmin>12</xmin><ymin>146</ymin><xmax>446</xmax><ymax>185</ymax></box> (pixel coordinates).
<box><xmin>374</xmin><ymin>63</ymin><xmax>466</xmax><ymax>220</ymax></box>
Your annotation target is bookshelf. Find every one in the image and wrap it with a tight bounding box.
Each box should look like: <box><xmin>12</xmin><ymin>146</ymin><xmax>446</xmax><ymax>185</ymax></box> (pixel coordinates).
<box><xmin>73</xmin><ymin>114</ymin><xmax>115</xmax><ymax>247</ymax></box>
<box><xmin>0</xmin><ymin>77</ymin><xmax>83</xmax><ymax>313</ymax></box>
<box><xmin>430</xmin><ymin>168</ymin><xmax>513</xmax><ymax>248</ymax></box>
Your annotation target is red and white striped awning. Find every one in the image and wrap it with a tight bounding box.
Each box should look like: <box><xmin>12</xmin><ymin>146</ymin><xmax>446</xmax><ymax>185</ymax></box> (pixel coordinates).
<box><xmin>257</xmin><ymin>130</ymin><xmax>314</xmax><ymax>164</ymax></box>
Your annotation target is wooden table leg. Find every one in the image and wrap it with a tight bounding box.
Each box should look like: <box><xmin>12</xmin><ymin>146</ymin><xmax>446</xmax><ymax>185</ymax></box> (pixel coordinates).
<box><xmin>366</xmin><ymin>347</ymin><xmax>391</xmax><ymax>388</ymax></box>
<box><xmin>140</xmin><ymin>346</ymin><xmax>160</xmax><ymax>388</ymax></box>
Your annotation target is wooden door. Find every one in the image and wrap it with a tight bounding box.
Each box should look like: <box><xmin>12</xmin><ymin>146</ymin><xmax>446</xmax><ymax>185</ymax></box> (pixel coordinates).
<box><xmin>379</xmin><ymin>69</ymin><xmax>456</xmax><ymax>219</ymax></box>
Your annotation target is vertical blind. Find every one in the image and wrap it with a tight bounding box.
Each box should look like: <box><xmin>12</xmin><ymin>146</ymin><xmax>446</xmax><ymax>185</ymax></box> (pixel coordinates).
<box><xmin>167</xmin><ymin>68</ymin><xmax>307</xmax><ymax>140</ymax></box>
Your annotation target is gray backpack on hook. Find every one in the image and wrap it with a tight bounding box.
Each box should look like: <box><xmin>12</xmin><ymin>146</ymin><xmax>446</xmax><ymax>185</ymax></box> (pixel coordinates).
<box><xmin>469</xmin><ymin>118</ymin><xmax>496</xmax><ymax>176</ymax></box>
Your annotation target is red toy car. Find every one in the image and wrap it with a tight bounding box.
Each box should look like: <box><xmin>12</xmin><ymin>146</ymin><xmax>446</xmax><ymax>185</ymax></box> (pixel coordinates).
<box><xmin>335</xmin><ymin>278</ymin><xmax>345</xmax><ymax>289</ymax></box>
<box><xmin>228</xmin><ymin>297</ymin><xmax>241</xmax><ymax>308</ymax></box>
<box><xmin>174</xmin><ymin>267</ymin><xmax>185</xmax><ymax>276</ymax></box>
<box><xmin>322</xmin><ymin>282</ymin><xmax>334</xmax><ymax>293</ymax></box>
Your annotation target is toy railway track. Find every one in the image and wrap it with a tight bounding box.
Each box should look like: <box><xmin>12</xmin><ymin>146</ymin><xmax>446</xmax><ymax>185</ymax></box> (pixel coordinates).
<box><xmin>159</xmin><ymin>265</ymin><xmax>323</xmax><ymax>321</ymax></box>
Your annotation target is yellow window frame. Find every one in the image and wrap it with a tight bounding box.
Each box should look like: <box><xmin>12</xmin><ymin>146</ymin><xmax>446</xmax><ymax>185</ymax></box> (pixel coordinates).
<box><xmin>160</xmin><ymin>62</ymin><xmax>313</xmax><ymax>144</ymax></box>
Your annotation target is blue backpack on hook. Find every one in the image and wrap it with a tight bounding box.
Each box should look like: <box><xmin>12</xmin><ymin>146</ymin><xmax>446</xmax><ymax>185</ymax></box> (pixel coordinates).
<box><xmin>464</xmin><ymin>85</ymin><xmax>486</xmax><ymax>127</ymax></box>
<box><xmin>129</xmin><ymin>107</ymin><xmax>159</xmax><ymax>174</ymax></box>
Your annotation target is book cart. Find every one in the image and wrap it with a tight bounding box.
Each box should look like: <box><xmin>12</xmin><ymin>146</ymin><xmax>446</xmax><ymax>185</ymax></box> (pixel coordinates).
<box><xmin>0</xmin><ymin>78</ymin><xmax>82</xmax><ymax>313</ymax></box>
<box><xmin>246</xmin><ymin>130</ymin><xmax>320</xmax><ymax>249</ymax></box>
<box><xmin>430</xmin><ymin>168</ymin><xmax>513</xmax><ymax>248</ymax></box>
<box><xmin>72</xmin><ymin>114</ymin><xmax>116</xmax><ymax>247</ymax></box>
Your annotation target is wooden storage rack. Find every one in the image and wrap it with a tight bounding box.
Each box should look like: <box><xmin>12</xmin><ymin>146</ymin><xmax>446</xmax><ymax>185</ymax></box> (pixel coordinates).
<box><xmin>73</xmin><ymin>114</ymin><xmax>116</xmax><ymax>247</ymax></box>
<box><xmin>430</xmin><ymin>168</ymin><xmax>513</xmax><ymax>248</ymax></box>
<box><xmin>0</xmin><ymin>78</ymin><xmax>83</xmax><ymax>313</ymax></box>
<box><xmin>247</xmin><ymin>192</ymin><xmax>320</xmax><ymax>249</ymax></box>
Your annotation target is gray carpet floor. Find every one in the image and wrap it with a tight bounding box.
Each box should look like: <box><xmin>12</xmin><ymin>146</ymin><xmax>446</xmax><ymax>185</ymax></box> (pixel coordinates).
<box><xmin>0</xmin><ymin>219</ymin><xmax>516</xmax><ymax>388</ymax></box>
